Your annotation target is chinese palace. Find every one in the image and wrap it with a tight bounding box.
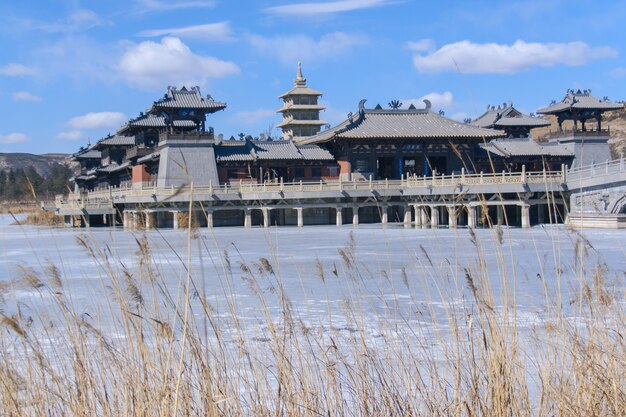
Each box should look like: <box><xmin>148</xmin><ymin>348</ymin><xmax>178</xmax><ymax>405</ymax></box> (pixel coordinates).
<box><xmin>60</xmin><ymin>65</ymin><xmax>626</xmax><ymax>229</ymax></box>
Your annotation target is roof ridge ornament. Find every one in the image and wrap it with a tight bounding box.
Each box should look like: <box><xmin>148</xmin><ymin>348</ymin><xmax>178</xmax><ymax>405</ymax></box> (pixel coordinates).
<box><xmin>423</xmin><ymin>99</ymin><xmax>432</xmax><ymax>110</ymax></box>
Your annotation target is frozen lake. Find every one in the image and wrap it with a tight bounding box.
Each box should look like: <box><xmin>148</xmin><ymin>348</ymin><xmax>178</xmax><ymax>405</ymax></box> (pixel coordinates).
<box><xmin>1</xmin><ymin>214</ymin><xmax>624</xmax><ymax>345</ymax></box>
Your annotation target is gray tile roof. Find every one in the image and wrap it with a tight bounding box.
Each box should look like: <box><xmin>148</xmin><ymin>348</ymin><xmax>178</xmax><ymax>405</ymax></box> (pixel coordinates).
<box><xmin>94</xmin><ymin>135</ymin><xmax>136</xmax><ymax>148</ymax></box>
<box><xmin>97</xmin><ymin>162</ymin><xmax>130</xmax><ymax>173</ymax></box>
<box><xmin>120</xmin><ymin>114</ymin><xmax>198</xmax><ymax>130</ymax></box>
<box><xmin>537</xmin><ymin>89</ymin><xmax>623</xmax><ymax>114</ymax></box>
<box><xmin>481</xmin><ymin>138</ymin><xmax>574</xmax><ymax>157</ymax></box>
<box><xmin>215</xmin><ymin>140</ymin><xmax>334</xmax><ymax>162</ymax></box>
<box><xmin>137</xmin><ymin>151</ymin><xmax>160</xmax><ymax>164</ymax></box>
<box><xmin>474</xmin><ymin>104</ymin><xmax>550</xmax><ymax>128</ymax></box>
<box><xmin>151</xmin><ymin>86</ymin><xmax>226</xmax><ymax>111</ymax></box>
<box><xmin>73</xmin><ymin>149</ymin><xmax>102</xmax><ymax>159</ymax></box>
<box><xmin>279</xmin><ymin>86</ymin><xmax>323</xmax><ymax>99</ymax></box>
<box><xmin>297</xmin><ymin>100</ymin><xmax>504</xmax><ymax>145</ymax></box>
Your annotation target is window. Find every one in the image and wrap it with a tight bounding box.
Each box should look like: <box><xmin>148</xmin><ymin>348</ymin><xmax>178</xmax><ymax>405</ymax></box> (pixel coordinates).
<box><xmin>311</xmin><ymin>167</ymin><xmax>322</xmax><ymax>178</ymax></box>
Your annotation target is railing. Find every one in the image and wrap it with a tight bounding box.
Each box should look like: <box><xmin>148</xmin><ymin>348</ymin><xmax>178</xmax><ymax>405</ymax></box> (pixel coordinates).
<box><xmin>566</xmin><ymin>157</ymin><xmax>626</xmax><ymax>184</ymax></box>
<box><xmin>539</xmin><ymin>127</ymin><xmax>610</xmax><ymax>141</ymax></box>
<box><xmin>59</xmin><ymin>169</ymin><xmax>565</xmax><ymax>211</ymax></box>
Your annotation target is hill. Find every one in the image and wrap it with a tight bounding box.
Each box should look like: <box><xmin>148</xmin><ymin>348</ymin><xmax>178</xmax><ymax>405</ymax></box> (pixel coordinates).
<box><xmin>0</xmin><ymin>152</ymin><xmax>76</xmax><ymax>177</ymax></box>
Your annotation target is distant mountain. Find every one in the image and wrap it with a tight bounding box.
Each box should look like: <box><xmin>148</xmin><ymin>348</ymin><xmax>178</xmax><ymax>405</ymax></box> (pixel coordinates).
<box><xmin>0</xmin><ymin>153</ymin><xmax>77</xmax><ymax>177</ymax></box>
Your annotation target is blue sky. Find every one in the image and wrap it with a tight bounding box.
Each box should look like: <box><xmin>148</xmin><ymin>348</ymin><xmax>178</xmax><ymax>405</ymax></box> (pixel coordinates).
<box><xmin>1</xmin><ymin>0</ymin><xmax>625</xmax><ymax>153</ymax></box>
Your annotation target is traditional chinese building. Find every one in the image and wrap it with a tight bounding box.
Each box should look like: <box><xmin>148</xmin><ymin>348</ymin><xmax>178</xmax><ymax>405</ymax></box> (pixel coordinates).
<box><xmin>296</xmin><ymin>99</ymin><xmax>505</xmax><ymax>179</ymax></box>
<box><xmin>276</xmin><ymin>63</ymin><xmax>327</xmax><ymax>139</ymax></box>
<box><xmin>474</xmin><ymin>102</ymin><xmax>573</xmax><ymax>171</ymax></box>
<box><xmin>537</xmin><ymin>89</ymin><xmax>623</xmax><ymax>167</ymax></box>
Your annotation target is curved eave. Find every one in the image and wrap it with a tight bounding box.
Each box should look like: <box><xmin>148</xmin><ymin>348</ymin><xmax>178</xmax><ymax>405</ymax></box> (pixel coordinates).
<box><xmin>277</xmin><ymin>105</ymin><xmax>326</xmax><ymax>112</ymax></box>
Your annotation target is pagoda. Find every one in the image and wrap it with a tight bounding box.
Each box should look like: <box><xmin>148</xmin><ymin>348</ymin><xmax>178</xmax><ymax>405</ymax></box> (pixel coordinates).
<box><xmin>276</xmin><ymin>63</ymin><xmax>327</xmax><ymax>139</ymax></box>
<box><xmin>537</xmin><ymin>89</ymin><xmax>624</xmax><ymax>167</ymax></box>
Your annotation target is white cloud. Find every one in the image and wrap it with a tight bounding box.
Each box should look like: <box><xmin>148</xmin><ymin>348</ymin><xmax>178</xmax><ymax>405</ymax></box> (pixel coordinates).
<box><xmin>136</xmin><ymin>0</ymin><xmax>215</xmax><ymax>12</ymax></box>
<box><xmin>67</xmin><ymin>112</ymin><xmax>127</xmax><ymax>130</ymax></box>
<box><xmin>609</xmin><ymin>67</ymin><xmax>626</xmax><ymax>77</ymax></box>
<box><xmin>56</xmin><ymin>130</ymin><xmax>84</xmax><ymax>141</ymax></box>
<box><xmin>233</xmin><ymin>109</ymin><xmax>276</xmax><ymax>124</ymax></box>
<box><xmin>265</xmin><ymin>0</ymin><xmax>393</xmax><ymax>16</ymax></box>
<box><xmin>406</xmin><ymin>39</ymin><xmax>434</xmax><ymax>52</ymax></box>
<box><xmin>0</xmin><ymin>133</ymin><xmax>30</xmax><ymax>144</ymax></box>
<box><xmin>403</xmin><ymin>92</ymin><xmax>454</xmax><ymax>111</ymax></box>
<box><xmin>412</xmin><ymin>40</ymin><xmax>617</xmax><ymax>74</ymax></box>
<box><xmin>247</xmin><ymin>32</ymin><xmax>366</xmax><ymax>65</ymax></box>
<box><xmin>18</xmin><ymin>9</ymin><xmax>109</xmax><ymax>33</ymax></box>
<box><xmin>0</xmin><ymin>63</ymin><xmax>37</xmax><ymax>76</ymax></box>
<box><xmin>137</xmin><ymin>22</ymin><xmax>235</xmax><ymax>42</ymax></box>
<box><xmin>12</xmin><ymin>91</ymin><xmax>42</xmax><ymax>103</ymax></box>
<box><xmin>117</xmin><ymin>37</ymin><xmax>239</xmax><ymax>89</ymax></box>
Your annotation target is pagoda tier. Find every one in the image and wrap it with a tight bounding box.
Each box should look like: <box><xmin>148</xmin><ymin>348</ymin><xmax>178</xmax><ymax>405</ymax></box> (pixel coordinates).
<box><xmin>277</xmin><ymin>63</ymin><xmax>327</xmax><ymax>139</ymax></box>
<box><xmin>148</xmin><ymin>86</ymin><xmax>226</xmax><ymax>132</ymax></box>
<box><xmin>537</xmin><ymin>89</ymin><xmax>623</xmax><ymax>132</ymax></box>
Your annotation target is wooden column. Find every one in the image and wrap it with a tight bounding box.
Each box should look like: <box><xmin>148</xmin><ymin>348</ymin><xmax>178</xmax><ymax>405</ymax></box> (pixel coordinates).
<box><xmin>496</xmin><ymin>205</ymin><xmax>504</xmax><ymax>226</ymax></box>
<box><xmin>145</xmin><ymin>211</ymin><xmax>153</xmax><ymax>230</ymax></box>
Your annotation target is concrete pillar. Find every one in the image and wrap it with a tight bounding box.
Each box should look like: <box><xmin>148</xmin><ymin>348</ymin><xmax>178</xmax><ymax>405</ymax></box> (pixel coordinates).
<box><xmin>403</xmin><ymin>206</ymin><xmax>412</xmax><ymax>228</ymax></box>
<box><xmin>262</xmin><ymin>208</ymin><xmax>270</xmax><ymax>228</ymax></box>
<box><xmin>244</xmin><ymin>209</ymin><xmax>252</xmax><ymax>228</ymax></box>
<box><xmin>145</xmin><ymin>211</ymin><xmax>153</xmax><ymax>230</ymax></box>
<box><xmin>521</xmin><ymin>204</ymin><xmax>531</xmax><ymax>229</ymax></box>
<box><xmin>206</xmin><ymin>210</ymin><xmax>214</xmax><ymax>228</ymax></box>
<box><xmin>123</xmin><ymin>211</ymin><xmax>129</xmax><ymax>230</ymax></box>
<box><xmin>132</xmin><ymin>212</ymin><xmax>139</xmax><ymax>231</ymax></box>
<box><xmin>103</xmin><ymin>213</ymin><xmax>108</xmax><ymax>225</ymax></box>
<box><xmin>381</xmin><ymin>205</ymin><xmax>388</xmax><ymax>224</ymax></box>
<box><xmin>336</xmin><ymin>207</ymin><xmax>343</xmax><ymax>226</ymax></box>
<box><xmin>296</xmin><ymin>208</ymin><xmax>304</xmax><ymax>227</ymax></box>
<box><xmin>467</xmin><ymin>205</ymin><xmax>477</xmax><ymax>229</ymax></box>
<box><xmin>421</xmin><ymin>206</ymin><xmax>429</xmax><ymax>229</ymax></box>
<box><xmin>431</xmin><ymin>206</ymin><xmax>439</xmax><ymax>228</ymax></box>
<box><xmin>172</xmin><ymin>211</ymin><xmax>179</xmax><ymax>230</ymax></box>
<box><xmin>496</xmin><ymin>205</ymin><xmax>504</xmax><ymax>226</ymax></box>
<box><xmin>352</xmin><ymin>206</ymin><xmax>359</xmax><ymax>226</ymax></box>
<box><xmin>447</xmin><ymin>206</ymin><xmax>457</xmax><ymax>229</ymax></box>
<box><xmin>414</xmin><ymin>206</ymin><xmax>422</xmax><ymax>228</ymax></box>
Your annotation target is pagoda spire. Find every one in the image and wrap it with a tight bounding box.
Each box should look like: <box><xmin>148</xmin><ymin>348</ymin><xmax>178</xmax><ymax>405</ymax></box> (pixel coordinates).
<box><xmin>295</xmin><ymin>62</ymin><xmax>306</xmax><ymax>86</ymax></box>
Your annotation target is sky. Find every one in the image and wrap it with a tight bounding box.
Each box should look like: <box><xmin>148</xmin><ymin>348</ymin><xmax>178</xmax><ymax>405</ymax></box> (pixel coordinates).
<box><xmin>1</xmin><ymin>0</ymin><xmax>626</xmax><ymax>154</ymax></box>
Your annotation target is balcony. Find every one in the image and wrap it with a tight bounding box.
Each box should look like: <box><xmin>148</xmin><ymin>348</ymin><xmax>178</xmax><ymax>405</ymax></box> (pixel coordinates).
<box><xmin>124</xmin><ymin>145</ymin><xmax>153</xmax><ymax>161</ymax></box>
<box><xmin>539</xmin><ymin>127</ymin><xmax>610</xmax><ymax>141</ymax></box>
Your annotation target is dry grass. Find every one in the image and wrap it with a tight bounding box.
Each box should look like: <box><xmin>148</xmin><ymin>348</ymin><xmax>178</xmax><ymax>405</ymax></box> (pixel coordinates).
<box><xmin>0</xmin><ymin>215</ymin><xmax>623</xmax><ymax>416</ymax></box>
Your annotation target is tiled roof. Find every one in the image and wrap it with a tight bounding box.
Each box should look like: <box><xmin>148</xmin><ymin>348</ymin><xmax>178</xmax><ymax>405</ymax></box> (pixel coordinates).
<box><xmin>297</xmin><ymin>100</ymin><xmax>504</xmax><ymax>144</ymax></box>
<box><xmin>94</xmin><ymin>135</ymin><xmax>136</xmax><ymax>148</ymax></box>
<box><xmin>276</xmin><ymin>119</ymin><xmax>328</xmax><ymax>128</ymax></box>
<box><xmin>151</xmin><ymin>86</ymin><xmax>226</xmax><ymax>111</ymax></box>
<box><xmin>137</xmin><ymin>152</ymin><xmax>160</xmax><ymax>164</ymax></box>
<box><xmin>277</xmin><ymin>104</ymin><xmax>326</xmax><ymax>112</ymax></box>
<box><xmin>481</xmin><ymin>138</ymin><xmax>574</xmax><ymax>157</ymax></box>
<box><xmin>474</xmin><ymin>105</ymin><xmax>550</xmax><ymax>128</ymax></box>
<box><xmin>97</xmin><ymin>162</ymin><xmax>130</xmax><ymax>173</ymax></box>
<box><xmin>279</xmin><ymin>86</ymin><xmax>323</xmax><ymax>99</ymax></box>
<box><xmin>537</xmin><ymin>89</ymin><xmax>623</xmax><ymax>114</ymax></box>
<box><xmin>73</xmin><ymin>150</ymin><xmax>102</xmax><ymax>159</ymax></box>
<box><xmin>120</xmin><ymin>113</ymin><xmax>198</xmax><ymax>130</ymax></box>
<box><xmin>215</xmin><ymin>140</ymin><xmax>334</xmax><ymax>162</ymax></box>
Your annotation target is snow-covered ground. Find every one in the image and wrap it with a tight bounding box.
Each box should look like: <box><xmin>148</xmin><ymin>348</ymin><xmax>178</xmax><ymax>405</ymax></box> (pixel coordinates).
<box><xmin>1</xmin><ymin>216</ymin><xmax>624</xmax><ymax>345</ymax></box>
